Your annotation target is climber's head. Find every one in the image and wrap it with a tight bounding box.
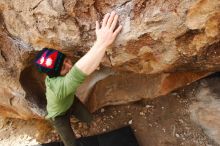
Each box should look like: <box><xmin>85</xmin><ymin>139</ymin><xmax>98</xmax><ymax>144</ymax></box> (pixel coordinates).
<box><xmin>34</xmin><ymin>48</ymin><xmax>72</xmax><ymax>78</ymax></box>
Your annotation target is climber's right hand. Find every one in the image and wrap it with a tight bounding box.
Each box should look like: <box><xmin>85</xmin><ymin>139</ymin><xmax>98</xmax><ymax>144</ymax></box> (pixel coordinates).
<box><xmin>95</xmin><ymin>11</ymin><xmax>123</xmax><ymax>48</ymax></box>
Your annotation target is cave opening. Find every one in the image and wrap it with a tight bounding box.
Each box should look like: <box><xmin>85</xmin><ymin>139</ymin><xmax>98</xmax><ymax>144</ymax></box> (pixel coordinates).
<box><xmin>19</xmin><ymin>64</ymin><xmax>47</xmax><ymax>111</ymax></box>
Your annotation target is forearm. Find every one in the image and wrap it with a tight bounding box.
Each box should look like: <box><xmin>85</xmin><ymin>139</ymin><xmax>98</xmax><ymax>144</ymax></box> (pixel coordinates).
<box><xmin>75</xmin><ymin>42</ymin><xmax>107</xmax><ymax>75</ymax></box>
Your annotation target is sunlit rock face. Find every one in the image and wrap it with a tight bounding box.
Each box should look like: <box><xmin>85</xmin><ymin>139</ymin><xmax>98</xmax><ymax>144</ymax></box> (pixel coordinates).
<box><xmin>0</xmin><ymin>0</ymin><xmax>219</xmax><ymax>119</ymax></box>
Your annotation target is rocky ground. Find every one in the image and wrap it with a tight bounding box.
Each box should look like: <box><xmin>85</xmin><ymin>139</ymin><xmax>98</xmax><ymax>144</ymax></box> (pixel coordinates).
<box><xmin>0</xmin><ymin>75</ymin><xmax>220</xmax><ymax>146</ymax></box>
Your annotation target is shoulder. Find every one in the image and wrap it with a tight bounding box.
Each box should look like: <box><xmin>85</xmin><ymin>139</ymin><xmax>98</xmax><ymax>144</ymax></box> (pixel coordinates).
<box><xmin>65</xmin><ymin>65</ymin><xmax>88</xmax><ymax>80</ymax></box>
<box><xmin>45</xmin><ymin>76</ymin><xmax>64</xmax><ymax>92</ymax></box>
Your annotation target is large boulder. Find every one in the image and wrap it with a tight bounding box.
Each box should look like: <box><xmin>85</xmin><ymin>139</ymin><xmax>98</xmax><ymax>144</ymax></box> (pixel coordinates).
<box><xmin>0</xmin><ymin>0</ymin><xmax>219</xmax><ymax>119</ymax></box>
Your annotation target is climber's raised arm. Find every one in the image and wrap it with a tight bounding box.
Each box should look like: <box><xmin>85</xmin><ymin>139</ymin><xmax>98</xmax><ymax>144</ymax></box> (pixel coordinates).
<box><xmin>75</xmin><ymin>11</ymin><xmax>122</xmax><ymax>75</ymax></box>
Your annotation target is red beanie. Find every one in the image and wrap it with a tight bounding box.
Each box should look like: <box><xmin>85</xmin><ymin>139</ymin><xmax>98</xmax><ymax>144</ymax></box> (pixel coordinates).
<box><xmin>34</xmin><ymin>48</ymin><xmax>66</xmax><ymax>78</ymax></box>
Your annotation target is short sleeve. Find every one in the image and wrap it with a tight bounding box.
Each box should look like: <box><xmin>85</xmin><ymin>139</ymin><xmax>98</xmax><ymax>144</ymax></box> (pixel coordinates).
<box><xmin>56</xmin><ymin>65</ymin><xmax>87</xmax><ymax>99</ymax></box>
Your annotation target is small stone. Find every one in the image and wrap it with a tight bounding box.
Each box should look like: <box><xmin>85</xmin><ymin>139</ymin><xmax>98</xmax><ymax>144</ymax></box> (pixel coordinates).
<box><xmin>175</xmin><ymin>133</ymin><xmax>180</xmax><ymax>138</ymax></box>
<box><xmin>139</xmin><ymin>112</ymin><xmax>145</xmax><ymax>116</ymax></box>
<box><xmin>128</xmin><ymin>120</ymin><xmax>133</xmax><ymax>125</ymax></box>
<box><xmin>171</xmin><ymin>92</ymin><xmax>178</xmax><ymax>96</ymax></box>
<box><xmin>179</xmin><ymin>119</ymin><xmax>184</xmax><ymax>124</ymax></box>
<box><xmin>103</xmin><ymin>128</ymin><xmax>106</xmax><ymax>132</ymax></box>
<box><xmin>76</xmin><ymin>133</ymin><xmax>81</xmax><ymax>138</ymax></box>
<box><xmin>101</xmin><ymin>108</ymin><xmax>105</xmax><ymax>113</ymax></box>
<box><xmin>145</xmin><ymin>105</ymin><xmax>153</xmax><ymax>108</ymax></box>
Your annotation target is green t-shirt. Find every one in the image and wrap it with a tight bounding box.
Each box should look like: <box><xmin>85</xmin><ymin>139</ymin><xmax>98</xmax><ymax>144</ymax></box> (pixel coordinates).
<box><xmin>45</xmin><ymin>65</ymin><xmax>87</xmax><ymax>119</ymax></box>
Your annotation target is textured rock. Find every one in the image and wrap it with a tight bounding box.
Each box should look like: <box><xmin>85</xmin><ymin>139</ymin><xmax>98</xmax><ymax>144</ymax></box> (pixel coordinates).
<box><xmin>0</xmin><ymin>0</ymin><xmax>219</xmax><ymax>119</ymax></box>
<box><xmin>0</xmin><ymin>25</ymin><xmax>44</xmax><ymax>119</ymax></box>
<box><xmin>85</xmin><ymin>71</ymin><xmax>210</xmax><ymax>112</ymax></box>
<box><xmin>190</xmin><ymin>75</ymin><xmax>220</xmax><ymax>145</ymax></box>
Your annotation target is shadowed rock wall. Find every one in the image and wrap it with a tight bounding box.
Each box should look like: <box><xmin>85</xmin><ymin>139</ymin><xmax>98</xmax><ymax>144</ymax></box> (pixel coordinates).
<box><xmin>0</xmin><ymin>0</ymin><xmax>219</xmax><ymax>119</ymax></box>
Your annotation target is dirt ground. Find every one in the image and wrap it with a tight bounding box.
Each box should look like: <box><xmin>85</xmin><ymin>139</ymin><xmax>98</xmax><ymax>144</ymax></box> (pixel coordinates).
<box><xmin>0</xmin><ymin>79</ymin><xmax>219</xmax><ymax>146</ymax></box>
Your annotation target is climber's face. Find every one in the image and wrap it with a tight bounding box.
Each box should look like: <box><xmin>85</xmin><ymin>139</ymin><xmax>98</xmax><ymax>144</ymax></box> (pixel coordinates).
<box><xmin>60</xmin><ymin>57</ymin><xmax>73</xmax><ymax>76</ymax></box>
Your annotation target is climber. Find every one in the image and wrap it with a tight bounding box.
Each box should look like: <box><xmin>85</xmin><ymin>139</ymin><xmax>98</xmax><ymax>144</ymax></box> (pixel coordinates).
<box><xmin>34</xmin><ymin>11</ymin><xmax>122</xmax><ymax>146</ymax></box>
